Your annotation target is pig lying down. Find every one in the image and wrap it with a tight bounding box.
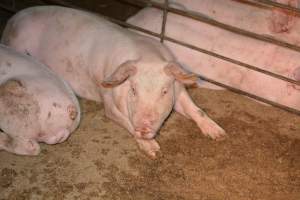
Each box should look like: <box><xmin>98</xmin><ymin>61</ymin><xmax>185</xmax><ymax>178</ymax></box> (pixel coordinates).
<box><xmin>0</xmin><ymin>45</ymin><xmax>80</xmax><ymax>155</ymax></box>
<box><xmin>127</xmin><ymin>0</ymin><xmax>300</xmax><ymax>111</ymax></box>
<box><xmin>2</xmin><ymin>6</ymin><xmax>225</xmax><ymax>158</ymax></box>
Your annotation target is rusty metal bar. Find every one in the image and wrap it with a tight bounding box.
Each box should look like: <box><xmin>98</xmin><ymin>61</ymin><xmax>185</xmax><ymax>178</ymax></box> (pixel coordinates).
<box><xmin>231</xmin><ymin>0</ymin><xmax>270</xmax><ymax>9</ymax></box>
<box><xmin>160</xmin><ymin>0</ymin><xmax>168</xmax><ymax>43</ymax></box>
<box><xmin>197</xmin><ymin>74</ymin><xmax>300</xmax><ymax>116</ymax></box>
<box><xmin>253</xmin><ymin>0</ymin><xmax>300</xmax><ymax>13</ymax></box>
<box><xmin>120</xmin><ymin>0</ymin><xmax>300</xmax><ymax>53</ymax></box>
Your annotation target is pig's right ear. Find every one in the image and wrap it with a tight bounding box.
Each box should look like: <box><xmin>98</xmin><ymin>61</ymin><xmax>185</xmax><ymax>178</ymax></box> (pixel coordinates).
<box><xmin>101</xmin><ymin>61</ymin><xmax>137</xmax><ymax>88</ymax></box>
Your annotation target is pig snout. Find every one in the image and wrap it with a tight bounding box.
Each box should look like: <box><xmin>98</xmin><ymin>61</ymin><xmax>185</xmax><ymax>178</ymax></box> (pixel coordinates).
<box><xmin>134</xmin><ymin>113</ymin><xmax>157</xmax><ymax>139</ymax></box>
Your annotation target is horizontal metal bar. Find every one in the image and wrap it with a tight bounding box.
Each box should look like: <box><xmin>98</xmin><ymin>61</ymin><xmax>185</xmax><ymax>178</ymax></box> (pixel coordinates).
<box><xmin>231</xmin><ymin>0</ymin><xmax>270</xmax><ymax>9</ymax></box>
<box><xmin>197</xmin><ymin>74</ymin><xmax>300</xmax><ymax>115</ymax></box>
<box><xmin>120</xmin><ymin>0</ymin><xmax>300</xmax><ymax>54</ymax></box>
<box><xmin>253</xmin><ymin>0</ymin><xmax>300</xmax><ymax>13</ymax></box>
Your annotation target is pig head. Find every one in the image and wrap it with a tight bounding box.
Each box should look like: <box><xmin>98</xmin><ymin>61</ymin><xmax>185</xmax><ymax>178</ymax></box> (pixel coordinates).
<box><xmin>101</xmin><ymin>60</ymin><xmax>197</xmax><ymax>140</ymax></box>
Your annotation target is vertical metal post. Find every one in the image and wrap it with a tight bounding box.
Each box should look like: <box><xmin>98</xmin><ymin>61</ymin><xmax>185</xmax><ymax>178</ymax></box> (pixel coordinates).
<box><xmin>160</xmin><ymin>0</ymin><xmax>168</xmax><ymax>43</ymax></box>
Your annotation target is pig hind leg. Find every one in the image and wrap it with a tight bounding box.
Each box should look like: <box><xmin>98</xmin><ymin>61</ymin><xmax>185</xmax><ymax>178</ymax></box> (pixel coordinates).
<box><xmin>0</xmin><ymin>131</ymin><xmax>40</xmax><ymax>155</ymax></box>
<box><xmin>174</xmin><ymin>83</ymin><xmax>226</xmax><ymax>140</ymax></box>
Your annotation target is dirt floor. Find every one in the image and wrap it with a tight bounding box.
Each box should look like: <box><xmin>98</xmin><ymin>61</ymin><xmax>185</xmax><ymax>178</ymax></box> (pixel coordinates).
<box><xmin>0</xmin><ymin>88</ymin><xmax>299</xmax><ymax>200</ymax></box>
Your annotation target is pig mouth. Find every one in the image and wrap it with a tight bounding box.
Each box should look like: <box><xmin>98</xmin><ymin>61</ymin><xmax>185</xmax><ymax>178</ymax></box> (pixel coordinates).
<box><xmin>134</xmin><ymin>127</ymin><xmax>156</xmax><ymax>140</ymax></box>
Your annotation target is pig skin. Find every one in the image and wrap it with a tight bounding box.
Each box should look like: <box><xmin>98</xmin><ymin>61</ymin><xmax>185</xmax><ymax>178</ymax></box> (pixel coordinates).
<box><xmin>0</xmin><ymin>44</ymin><xmax>80</xmax><ymax>155</ymax></box>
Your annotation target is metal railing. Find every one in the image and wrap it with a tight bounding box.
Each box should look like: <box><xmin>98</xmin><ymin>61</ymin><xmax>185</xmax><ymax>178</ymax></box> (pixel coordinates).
<box><xmin>0</xmin><ymin>0</ymin><xmax>299</xmax><ymax>116</ymax></box>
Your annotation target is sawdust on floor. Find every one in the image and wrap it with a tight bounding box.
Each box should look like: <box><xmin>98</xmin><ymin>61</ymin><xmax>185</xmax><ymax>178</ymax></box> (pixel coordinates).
<box><xmin>0</xmin><ymin>88</ymin><xmax>299</xmax><ymax>200</ymax></box>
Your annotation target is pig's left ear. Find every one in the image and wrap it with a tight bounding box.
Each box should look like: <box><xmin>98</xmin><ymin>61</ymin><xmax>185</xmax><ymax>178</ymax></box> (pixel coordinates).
<box><xmin>101</xmin><ymin>61</ymin><xmax>137</xmax><ymax>88</ymax></box>
<box><xmin>164</xmin><ymin>62</ymin><xmax>198</xmax><ymax>85</ymax></box>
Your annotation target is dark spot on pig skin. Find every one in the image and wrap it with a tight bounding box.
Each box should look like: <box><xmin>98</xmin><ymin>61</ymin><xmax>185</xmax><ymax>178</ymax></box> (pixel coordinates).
<box><xmin>198</xmin><ymin>110</ymin><xmax>206</xmax><ymax>117</ymax></box>
<box><xmin>52</xmin><ymin>102</ymin><xmax>62</xmax><ymax>108</ymax></box>
<box><xmin>5</xmin><ymin>61</ymin><xmax>12</xmax><ymax>67</ymax></box>
<box><xmin>66</xmin><ymin>60</ymin><xmax>73</xmax><ymax>73</ymax></box>
<box><xmin>67</xmin><ymin>105</ymin><xmax>77</xmax><ymax>120</ymax></box>
<box><xmin>1</xmin><ymin>80</ymin><xmax>25</xmax><ymax>97</ymax></box>
<box><xmin>25</xmin><ymin>50</ymin><xmax>31</xmax><ymax>56</ymax></box>
<box><xmin>47</xmin><ymin>112</ymin><xmax>51</xmax><ymax>119</ymax></box>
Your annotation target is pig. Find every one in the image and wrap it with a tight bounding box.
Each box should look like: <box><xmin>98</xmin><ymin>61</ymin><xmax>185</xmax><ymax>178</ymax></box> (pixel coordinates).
<box><xmin>2</xmin><ymin>6</ymin><xmax>226</xmax><ymax>158</ymax></box>
<box><xmin>153</xmin><ymin>0</ymin><xmax>300</xmax><ymax>43</ymax></box>
<box><xmin>127</xmin><ymin>0</ymin><xmax>300</xmax><ymax>111</ymax></box>
<box><xmin>0</xmin><ymin>44</ymin><xmax>80</xmax><ymax>156</ymax></box>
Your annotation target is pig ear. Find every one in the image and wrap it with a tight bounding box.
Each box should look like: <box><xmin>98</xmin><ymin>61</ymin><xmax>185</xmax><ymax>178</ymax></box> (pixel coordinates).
<box><xmin>101</xmin><ymin>61</ymin><xmax>137</xmax><ymax>88</ymax></box>
<box><xmin>164</xmin><ymin>62</ymin><xmax>198</xmax><ymax>85</ymax></box>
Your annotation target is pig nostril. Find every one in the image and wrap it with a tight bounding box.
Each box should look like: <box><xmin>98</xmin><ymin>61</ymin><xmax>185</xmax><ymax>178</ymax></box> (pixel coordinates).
<box><xmin>135</xmin><ymin>127</ymin><xmax>151</xmax><ymax>134</ymax></box>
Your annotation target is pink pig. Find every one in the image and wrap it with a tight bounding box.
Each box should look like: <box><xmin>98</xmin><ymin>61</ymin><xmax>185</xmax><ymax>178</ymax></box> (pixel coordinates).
<box><xmin>2</xmin><ymin>6</ymin><xmax>226</xmax><ymax>158</ymax></box>
<box><xmin>127</xmin><ymin>0</ymin><xmax>300</xmax><ymax>111</ymax></box>
<box><xmin>0</xmin><ymin>45</ymin><xmax>80</xmax><ymax>155</ymax></box>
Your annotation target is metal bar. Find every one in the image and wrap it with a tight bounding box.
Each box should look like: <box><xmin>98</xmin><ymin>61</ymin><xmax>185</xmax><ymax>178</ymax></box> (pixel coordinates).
<box><xmin>231</xmin><ymin>0</ymin><xmax>270</xmax><ymax>9</ymax></box>
<box><xmin>120</xmin><ymin>0</ymin><xmax>300</xmax><ymax>54</ymax></box>
<box><xmin>197</xmin><ymin>74</ymin><xmax>300</xmax><ymax>116</ymax></box>
<box><xmin>253</xmin><ymin>0</ymin><xmax>300</xmax><ymax>13</ymax></box>
<box><xmin>160</xmin><ymin>0</ymin><xmax>168</xmax><ymax>43</ymax></box>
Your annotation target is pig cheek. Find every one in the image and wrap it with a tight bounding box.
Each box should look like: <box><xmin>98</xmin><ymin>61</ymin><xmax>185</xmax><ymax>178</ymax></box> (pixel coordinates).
<box><xmin>127</xmin><ymin>94</ymin><xmax>138</xmax><ymax>125</ymax></box>
<box><xmin>155</xmin><ymin>93</ymin><xmax>174</xmax><ymax>128</ymax></box>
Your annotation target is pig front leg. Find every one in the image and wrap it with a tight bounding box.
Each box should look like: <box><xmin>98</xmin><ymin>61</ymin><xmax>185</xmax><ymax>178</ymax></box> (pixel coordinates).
<box><xmin>0</xmin><ymin>131</ymin><xmax>40</xmax><ymax>155</ymax></box>
<box><xmin>174</xmin><ymin>83</ymin><xmax>226</xmax><ymax>140</ymax></box>
<box><xmin>103</xmin><ymin>98</ymin><xmax>160</xmax><ymax>158</ymax></box>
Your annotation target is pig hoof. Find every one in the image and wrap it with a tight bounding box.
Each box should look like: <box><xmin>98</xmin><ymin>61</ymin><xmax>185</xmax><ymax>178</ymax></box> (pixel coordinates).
<box><xmin>14</xmin><ymin>140</ymin><xmax>40</xmax><ymax>156</ymax></box>
<box><xmin>26</xmin><ymin>140</ymin><xmax>41</xmax><ymax>155</ymax></box>
<box><xmin>200</xmin><ymin>121</ymin><xmax>226</xmax><ymax>140</ymax></box>
<box><xmin>136</xmin><ymin>139</ymin><xmax>160</xmax><ymax>159</ymax></box>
